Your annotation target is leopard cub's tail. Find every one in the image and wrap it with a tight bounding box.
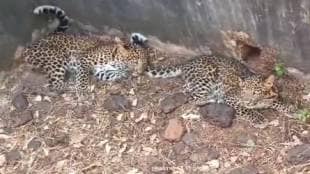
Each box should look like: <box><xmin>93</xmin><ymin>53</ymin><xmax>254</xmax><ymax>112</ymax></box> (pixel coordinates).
<box><xmin>145</xmin><ymin>65</ymin><xmax>183</xmax><ymax>78</ymax></box>
<box><xmin>33</xmin><ymin>5</ymin><xmax>70</xmax><ymax>32</ymax></box>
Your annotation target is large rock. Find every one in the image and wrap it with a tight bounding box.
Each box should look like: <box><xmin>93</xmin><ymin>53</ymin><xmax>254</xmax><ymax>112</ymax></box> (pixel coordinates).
<box><xmin>287</xmin><ymin>144</ymin><xmax>310</xmax><ymax>165</ymax></box>
<box><xmin>189</xmin><ymin>148</ymin><xmax>219</xmax><ymax>163</ymax></box>
<box><xmin>5</xmin><ymin>149</ymin><xmax>22</xmax><ymax>164</ymax></box>
<box><xmin>12</xmin><ymin>93</ymin><xmax>28</xmax><ymax>111</ymax></box>
<box><xmin>199</xmin><ymin>103</ymin><xmax>235</xmax><ymax>128</ymax></box>
<box><xmin>103</xmin><ymin>94</ymin><xmax>132</xmax><ymax>112</ymax></box>
<box><xmin>9</xmin><ymin>110</ymin><xmax>33</xmax><ymax>128</ymax></box>
<box><xmin>163</xmin><ymin>118</ymin><xmax>185</xmax><ymax>142</ymax></box>
<box><xmin>160</xmin><ymin>93</ymin><xmax>188</xmax><ymax>113</ymax></box>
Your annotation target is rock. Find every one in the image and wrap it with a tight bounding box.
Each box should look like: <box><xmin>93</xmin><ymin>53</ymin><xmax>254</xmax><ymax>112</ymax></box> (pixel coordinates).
<box><xmin>27</xmin><ymin>138</ymin><xmax>42</xmax><ymax>151</ymax></box>
<box><xmin>5</xmin><ymin>149</ymin><xmax>21</xmax><ymax>164</ymax></box>
<box><xmin>207</xmin><ymin>159</ymin><xmax>220</xmax><ymax>169</ymax></box>
<box><xmin>173</xmin><ymin>142</ymin><xmax>188</xmax><ymax>155</ymax></box>
<box><xmin>45</xmin><ymin>133</ymin><xmax>70</xmax><ymax>147</ymax></box>
<box><xmin>287</xmin><ymin>144</ymin><xmax>310</xmax><ymax>165</ymax></box>
<box><xmin>182</xmin><ymin>132</ymin><xmax>199</xmax><ymax>147</ymax></box>
<box><xmin>199</xmin><ymin>103</ymin><xmax>235</xmax><ymax>128</ymax></box>
<box><xmin>227</xmin><ymin>165</ymin><xmax>259</xmax><ymax>174</ymax></box>
<box><xmin>12</xmin><ymin>93</ymin><xmax>28</xmax><ymax>111</ymax></box>
<box><xmin>103</xmin><ymin>94</ymin><xmax>131</xmax><ymax>112</ymax></box>
<box><xmin>160</xmin><ymin>93</ymin><xmax>188</xmax><ymax>113</ymax></box>
<box><xmin>9</xmin><ymin>110</ymin><xmax>33</xmax><ymax>128</ymax></box>
<box><xmin>189</xmin><ymin>148</ymin><xmax>219</xmax><ymax>163</ymax></box>
<box><xmin>163</xmin><ymin>118</ymin><xmax>185</xmax><ymax>142</ymax></box>
<box><xmin>232</xmin><ymin>132</ymin><xmax>256</xmax><ymax>152</ymax></box>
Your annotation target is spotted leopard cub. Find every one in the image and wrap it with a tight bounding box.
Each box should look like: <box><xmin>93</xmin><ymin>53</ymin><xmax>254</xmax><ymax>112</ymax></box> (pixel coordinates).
<box><xmin>23</xmin><ymin>5</ymin><xmax>153</xmax><ymax>93</ymax></box>
<box><xmin>145</xmin><ymin>53</ymin><xmax>295</xmax><ymax>124</ymax></box>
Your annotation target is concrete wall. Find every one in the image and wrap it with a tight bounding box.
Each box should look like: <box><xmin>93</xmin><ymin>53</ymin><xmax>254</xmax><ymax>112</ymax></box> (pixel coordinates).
<box><xmin>0</xmin><ymin>0</ymin><xmax>310</xmax><ymax>72</ymax></box>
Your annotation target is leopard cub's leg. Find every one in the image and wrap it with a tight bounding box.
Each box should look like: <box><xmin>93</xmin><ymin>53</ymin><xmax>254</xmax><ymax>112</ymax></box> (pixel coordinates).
<box><xmin>225</xmin><ymin>96</ymin><xmax>266</xmax><ymax>125</ymax></box>
<box><xmin>75</xmin><ymin>64</ymin><xmax>91</xmax><ymax>92</ymax></box>
<box><xmin>270</xmin><ymin>101</ymin><xmax>297</xmax><ymax>118</ymax></box>
<box><xmin>46</xmin><ymin>64</ymin><xmax>67</xmax><ymax>92</ymax></box>
<box><xmin>234</xmin><ymin>106</ymin><xmax>266</xmax><ymax>124</ymax></box>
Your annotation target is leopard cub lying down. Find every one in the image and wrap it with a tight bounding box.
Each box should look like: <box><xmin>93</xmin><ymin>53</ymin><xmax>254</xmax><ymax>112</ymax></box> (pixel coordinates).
<box><xmin>127</xmin><ymin>32</ymin><xmax>296</xmax><ymax>124</ymax></box>
<box><xmin>23</xmin><ymin>5</ymin><xmax>154</xmax><ymax>93</ymax></box>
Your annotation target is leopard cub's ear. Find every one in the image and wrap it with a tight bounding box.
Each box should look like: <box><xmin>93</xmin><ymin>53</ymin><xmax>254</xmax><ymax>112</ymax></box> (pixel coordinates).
<box><xmin>263</xmin><ymin>74</ymin><xmax>275</xmax><ymax>89</ymax></box>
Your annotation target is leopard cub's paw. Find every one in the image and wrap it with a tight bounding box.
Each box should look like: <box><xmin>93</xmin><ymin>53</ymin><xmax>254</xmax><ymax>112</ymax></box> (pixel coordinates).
<box><xmin>130</xmin><ymin>32</ymin><xmax>148</xmax><ymax>46</ymax></box>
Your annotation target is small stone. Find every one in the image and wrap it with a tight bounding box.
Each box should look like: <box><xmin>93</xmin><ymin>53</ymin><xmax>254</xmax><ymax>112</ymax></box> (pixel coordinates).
<box><xmin>129</xmin><ymin>88</ymin><xmax>135</xmax><ymax>95</ymax></box>
<box><xmin>197</xmin><ymin>165</ymin><xmax>210</xmax><ymax>172</ymax></box>
<box><xmin>9</xmin><ymin>110</ymin><xmax>33</xmax><ymax>128</ymax></box>
<box><xmin>27</xmin><ymin>138</ymin><xmax>42</xmax><ymax>151</ymax></box>
<box><xmin>131</xmin><ymin>98</ymin><xmax>138</xmax><ymax>107</ymax></box>
<box><xmin>103</xmin><ymin>95</ymin><xmax>131</xmax><ymax>112</ymax></box>
<box><xmin>116</xmin><ymin>114</ymin><xmax>123</xmax><ymax>121</ymax></box>
<box><xmin>163</xmin><ymin>118</ymin><xmax>185</xmax><ymax>142</ymax></box>
<box><xmin>34</xmin><ymin>95</ymin><xmax>42</xmax><ymax>102</ymax></box>
<box><xmin>182</xmin><ymin>132</ymin><xmax>199</xmax><ymax>147</ymax></box>
<box><xmin>232</xmin><ymin>132</ymin><xmax>256</xmax><ymax>150</ymax></box>
<box><xmin>173</xmin><ymin>142</ymin><xmax>188</xmax><ymax>155</ymax></box>
<box><xmin>12</xmin><ymin>93</ymin><xmax>28</xmax><ymax>111</ymax></box>
<box><xmin>199</xmin><ymin>103</ymin><xmax>235</xmax><ymax>128</ymax></box>
<box><xmin>207</xmin><ymin>159</ymin><xmax>220</xmax><ymax>169</ymax></box>
<box><xmin>5</xmin><ymin>149</ymin><xmax>21</xmax><ymax>163</ymax></box>
<box><xmin>227</xmin><ymin>165</ymin><xmax>259</xmax><ymax>174</ymax></box>
<box><xmin>160</xmin><ymin>93</ymin><xmax>188</xmax><ymax>113</ymax></box>
<box><xmin>45</xmin><ymin>134</ymin><xmax>70</xmax><ymax>147</ymax></box>
<box><xmin>189</xmin><ymin>148</ymin><xmax>219</xmax><ymax>163</ymax></box>
<box><xmin>287</xmin><ymin>144</ymin><xmax>310</xmax><ymax>165</ymax></box>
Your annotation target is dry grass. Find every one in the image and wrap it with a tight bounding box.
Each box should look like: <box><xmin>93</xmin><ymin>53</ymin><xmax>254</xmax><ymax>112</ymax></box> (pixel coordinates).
<box><xmin>0</xmin><ymin>38</ymin><xmax>309</xmax><ymax>174</ymax></box>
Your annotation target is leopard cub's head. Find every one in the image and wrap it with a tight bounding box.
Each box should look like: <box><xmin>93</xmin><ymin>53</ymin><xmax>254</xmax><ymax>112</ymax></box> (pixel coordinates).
<box><xmin>115</xmin><ymin>37</ymin><xmax>157</xmax><ymax>75</ymax></box>
<box><xmin>239</xmin><ymin>74</ymin><xmax>279</xmax><ymax>109</ymax></box>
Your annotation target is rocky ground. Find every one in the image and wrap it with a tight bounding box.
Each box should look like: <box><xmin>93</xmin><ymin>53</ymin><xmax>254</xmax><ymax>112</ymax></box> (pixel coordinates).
<box><xmin>0</xmin><ymin>35</ymin><xmax>310</xmax><ymax>174</ymax></box>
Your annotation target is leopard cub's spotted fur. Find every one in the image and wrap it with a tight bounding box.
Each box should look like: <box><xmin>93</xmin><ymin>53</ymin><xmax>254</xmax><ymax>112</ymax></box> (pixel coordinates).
<box><xmin>23</xmin><ymin>5</ymin><xmax>154</xmax><ymax>93</ymax></box>
<box><xmin>145</xmin><ymin>53</ymin><xmax>295</xmax><ymax>124</ymax></box>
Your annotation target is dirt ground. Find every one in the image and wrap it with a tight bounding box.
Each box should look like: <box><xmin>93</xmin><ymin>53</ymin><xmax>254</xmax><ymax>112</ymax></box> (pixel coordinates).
<box><xmin>0</xmin><ymin>36</ymin><xmax>310</xmax><ymax>174</ymax></box>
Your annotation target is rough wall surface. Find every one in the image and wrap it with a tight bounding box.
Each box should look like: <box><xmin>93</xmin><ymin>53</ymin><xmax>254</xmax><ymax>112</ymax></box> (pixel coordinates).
<box><xmin>0</xmin><ymin>0</ymin><xmax>310</xmax><ymax>72</ymax></box>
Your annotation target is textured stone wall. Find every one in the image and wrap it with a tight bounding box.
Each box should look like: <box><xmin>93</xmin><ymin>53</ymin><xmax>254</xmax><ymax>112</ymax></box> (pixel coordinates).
<box><xmin>1</xmin><ymin>0</ymin><xmax>310</xmax><ymax>72</ymax></box>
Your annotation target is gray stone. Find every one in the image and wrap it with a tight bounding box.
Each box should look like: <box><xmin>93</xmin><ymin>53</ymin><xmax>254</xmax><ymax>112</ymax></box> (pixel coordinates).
<box><xmin>160</xmin><ymin>93</ymin><xmax>188</xmax><ymax>113</ymax></box>
<box><xmin>189</xmin><ymin>148</ymin><xmax>219</xmax><ymax>163</ymax></box>
<box><xmin>5</xmin><ymin>149</ymin><xmax>21</xmax><ymax>163</ymax></box>
<box><xmin>12</xmin><ymin>93</ymin><xmax>28</xmax><ymax>111</ymax></box>
<box><xmin>227</xmin><ymin>166</ymin><xmax>259</xmax><ymax>174</ymax></box>
<box><xmin>103</xmin><ymin>95</ymin><xmax>131</xmax><ymax>112</ymax></box>
<box><xmin>199</xmin><ymin>103</ymin><xmax>235</xmax><ymax>128</ymax></box>
<box><xmin>287</xmin><ymin>144</ymin><xmax>310</xmax><ymax>165</ymax></box>
<box><xmin>27</xmin><ymin>138</ymin><xmax>42</xmax><ymax>151</ymax></box>
<box><xmin>9</xmin><ymin>110</ymin><xmax>33</xmax><ymax>128</ymax></box>
<box><xmin>182</xmin><ymin>132</ymin><xmax>199</xmax><ymax>147</ymax></box>
<box><xmin>45</xmin><ymin>133</ymin><xmax>70</xmax><ymax>147</ymax></box>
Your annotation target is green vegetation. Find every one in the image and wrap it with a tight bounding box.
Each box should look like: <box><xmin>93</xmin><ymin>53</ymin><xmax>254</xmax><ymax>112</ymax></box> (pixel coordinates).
<box><xmin>274</xmin><ymin>63</ymin><xmax>286</xmax><ymax>77</ymax></box>
<box><xmin>297</xmin><ymin>108</ymin><xmax>310</xmax><ymax>123</ymax></box>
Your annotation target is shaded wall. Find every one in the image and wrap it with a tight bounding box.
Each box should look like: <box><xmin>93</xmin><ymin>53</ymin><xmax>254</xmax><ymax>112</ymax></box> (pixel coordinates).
<box><xmin>0</xmin><ymin>0</ymin><xmax>310</xmax><ymax>72</ymax></box>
